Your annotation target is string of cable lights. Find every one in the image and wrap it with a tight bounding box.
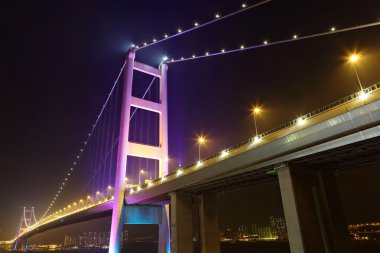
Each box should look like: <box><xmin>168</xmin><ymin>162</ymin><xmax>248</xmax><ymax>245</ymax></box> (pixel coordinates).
<box><xmin>40</xmin><ymin>61</ymin><xmax>127</xmax><ymax>220</ymax></box>
<box><xmin>132</xmin><ymin>0</ymin><xmax>271</xmax><ymax>51</ymax></box>
<box><xmin>163</xmin><ymin>20</ymin><xmax>380</xmax><ymax>63</ymax></box>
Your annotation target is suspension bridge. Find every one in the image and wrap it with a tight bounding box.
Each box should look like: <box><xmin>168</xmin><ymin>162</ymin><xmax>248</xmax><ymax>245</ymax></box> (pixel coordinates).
<box><xmin>4</xmin><ymin>2</ymin><xmax>380</xmax><ymax>253</ymax></box>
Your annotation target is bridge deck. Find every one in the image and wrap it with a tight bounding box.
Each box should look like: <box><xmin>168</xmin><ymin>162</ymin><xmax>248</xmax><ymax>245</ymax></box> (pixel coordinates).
<box><xmin>126</xmin><ymin>84</ymin><xmax>380</xmax><ymax>204</ymax></box>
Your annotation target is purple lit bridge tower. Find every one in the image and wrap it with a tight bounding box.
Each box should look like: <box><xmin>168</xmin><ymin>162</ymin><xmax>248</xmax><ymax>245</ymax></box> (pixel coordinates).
<box><xmin>14</xmin><ymin>207</ymin><xmax>37</xmax><ymax>251</ymax></box>
<box><xmin>109</xmin><ymin>49</ymin><xmax>170</xmax><ymax>253</ymax></box>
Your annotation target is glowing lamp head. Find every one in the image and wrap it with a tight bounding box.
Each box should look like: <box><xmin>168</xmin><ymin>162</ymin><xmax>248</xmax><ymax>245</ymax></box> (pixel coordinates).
<box><xmin>349</xmin><ymin>54</ymin><xmax>360</xmax><ymax>63</ymax></box>
<box><xmin>220</xmin><ymin>150</ymin><xmax>229</xmax><ymax>158</ymax></box>
<box><xmin>140</xmin><ymin>169</ymin><xmax>145</xmax><ymax>174</ymax></box>
<box><xmin>177</xmin><ymin>169</ymin><xmax>183</xmax><ymax>175</ymax></box>
<box><xmin>297</xmin><ymin>117</ymin><xmax>306</xmax><ymax>126</ymax></box>
<box><xmin>331</xmin><ymin>26</ymin><xmax>336</xmax><ymax>32</ymax></box>
<box><xmin>108</xmin><ymin>185</ymin><xmax>112</xmax><ymax>189</ymax></box>
<box><xmin>242</xmin><ymin>3</ymin><xmax>247</xmax><ymax>8</ymax></box>
<box><xmin>252</xmin><ymin>107</ymin><xmax>261</xmax><ymax>114</ymax></box>
<box><xmin>253</xmin><ymin>136</ymin><xmax>262</xmax><ymax>144</ymax></box>
<box><xmin>358</xmin><ymin>90</ymin><xmax>368</xmax><ymax>100</ymax></box>
<box><xmin>162</xmin><ymin>56</ymin><xmax>168</xmax><ymax>62</ymax></box>
<box><xmin>197</xmin><ymin>136</ymin><xmax>206</xmax><ymax>144</ymax></box>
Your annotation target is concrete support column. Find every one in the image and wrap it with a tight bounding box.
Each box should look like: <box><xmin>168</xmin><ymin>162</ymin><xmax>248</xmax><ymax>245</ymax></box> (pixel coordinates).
<box><xmin>314</xmin><ymin>171</ymin><xmax>353</xmax><ymax>253</ymax></box>
<box><xmin>198</xmin><ymin>194</ymin><xmax>220</xmax><ymax>253</ymax></box>
<box><xmin>170</xmin><ymin>192</ymin><xmax>193</xmax><ymax>253</ymax></box>
<box><xmin>278</xmin><ymin>165</ymin><xmax>325</xmax><ymax>253</ymax></box>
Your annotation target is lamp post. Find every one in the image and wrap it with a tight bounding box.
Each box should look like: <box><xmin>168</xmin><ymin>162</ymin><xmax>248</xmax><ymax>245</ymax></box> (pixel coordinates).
<box><xmin>197</xmin><ymin>136</ymin><xmax>206</xmax><ymax>161</ymax></box>
<box><xmin>252</xmin><ymin>106</ymin><xmax>261</xmax><ymax>137</ymax></box>
<box><xmin>348</xmin><ymin>54</ymin><xmax>364</xmax><ymax>91</ymax></box>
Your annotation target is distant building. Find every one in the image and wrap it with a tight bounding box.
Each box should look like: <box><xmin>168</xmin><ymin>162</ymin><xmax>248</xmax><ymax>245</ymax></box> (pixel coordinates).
<box><xmin>64</xmin><ymin>231</ymin><xmax>128</xmax><ymax>248</ymax></box>
<box><xmin>269</xmin><ymin>216</ymin><xmax>287</xmax><ymax>240</ymax></box>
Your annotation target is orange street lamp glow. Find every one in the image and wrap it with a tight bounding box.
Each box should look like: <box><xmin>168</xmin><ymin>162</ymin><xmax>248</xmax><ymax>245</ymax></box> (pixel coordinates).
<box><xmin>349</xmin><ymin>54</ymin><xmax>359</xmax><ymax>63</ymax></box>
<box><xmin>347</xmin><ymin>53</ymin><xmax>364</xmax><ymax>91</ymax></box>
<box><xmin>252</xmin><ymin>106</ymin><xmax>262</xmax><ymax>137</ymax></box>
<box><xmin>197</xmin><ymin>136</ymin><xmax>206</xmax><ymax>161</ymax></box>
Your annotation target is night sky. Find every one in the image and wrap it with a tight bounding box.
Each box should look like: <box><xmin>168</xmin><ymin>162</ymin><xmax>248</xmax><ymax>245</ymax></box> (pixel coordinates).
<box><xmin>1</xmin><ymin>0</ymin><xmax>380</xmax><ymax>241</ymax></box>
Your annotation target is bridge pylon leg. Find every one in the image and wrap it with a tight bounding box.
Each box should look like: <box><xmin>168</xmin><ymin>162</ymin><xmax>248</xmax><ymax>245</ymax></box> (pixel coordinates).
<box><xmin>109</xmin><ymin>50</ymin><xmax>135</xmax><ymax>253</ymax></box>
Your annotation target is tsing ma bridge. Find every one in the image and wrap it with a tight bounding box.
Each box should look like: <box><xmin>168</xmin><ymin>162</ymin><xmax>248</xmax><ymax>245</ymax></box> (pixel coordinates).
<box><xmin>9</xmin><ymin>52</ymin><xmax>380</xmax><ymax>253</ymax></box>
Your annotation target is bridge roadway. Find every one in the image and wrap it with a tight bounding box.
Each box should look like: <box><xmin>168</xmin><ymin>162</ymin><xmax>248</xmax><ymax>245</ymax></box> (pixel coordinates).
<box><xmin>126</xmin><ymin>84</ymin><xmax>380</xmax><ymax>204</ymax></box>
<box><xmin>12</xmin><ymin>83</ymin><xmax>380</xmax><ymax>253</ymax></box>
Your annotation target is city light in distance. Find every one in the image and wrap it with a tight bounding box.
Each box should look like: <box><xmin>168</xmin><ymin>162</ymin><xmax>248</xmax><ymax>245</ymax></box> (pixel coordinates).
<box><xmin>331</xmin><ymin>26</ymin><xmax>336</xmax><ymax>31</ymax></box>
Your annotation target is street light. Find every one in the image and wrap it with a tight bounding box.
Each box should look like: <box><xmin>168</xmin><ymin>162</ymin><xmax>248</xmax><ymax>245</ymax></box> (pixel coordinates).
<box><xmin>197</xmin><ymin>136</ymin><xmax>206</xmax><ymax>161</ymax></box>
<box><xmin>348</xmin><ymin>53</ymin><xmax>364</xmax><ymax>91</ymax></box>
<box><xmin>251</xmin><ymin>106</ymin><xmax>262</xmax><ymax>137</ymax></box>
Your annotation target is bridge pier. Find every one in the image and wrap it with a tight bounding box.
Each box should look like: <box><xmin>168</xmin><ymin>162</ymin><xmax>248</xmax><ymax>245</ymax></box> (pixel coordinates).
<box><xmin>124</xmin><ymin>204</ymin><xmax>170</xmax><ymax>253</ymax></box>
<box><xmin>198</xmin><ymin>194</ymin><xmax>220</xmax><ymax>253</ymax></box>
<box><xmin>170</xmin><ymin>192</ymin><xmax>193</xmax><ymax>253</ymax></box>
<box><xmin>278</xmin><ymin>165</ymin><xmax>353</xmax><ymax>253</ymax></box>
<box><xmin>169</xmin><ymin>192</ymin><xmax>221</xmax><ymax>253</ymax></box>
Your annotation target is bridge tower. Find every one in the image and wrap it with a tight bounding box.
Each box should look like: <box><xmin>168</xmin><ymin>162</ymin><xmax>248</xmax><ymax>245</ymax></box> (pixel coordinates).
<box><xmin>14</xmin><ymin>207</ymin><xmax>37</xmax><ymax>251</ymax></box>
<box><xmin>109</xmin><ymin>49</ymin><xmax>169</xmax><ymax>253</ymax></box>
